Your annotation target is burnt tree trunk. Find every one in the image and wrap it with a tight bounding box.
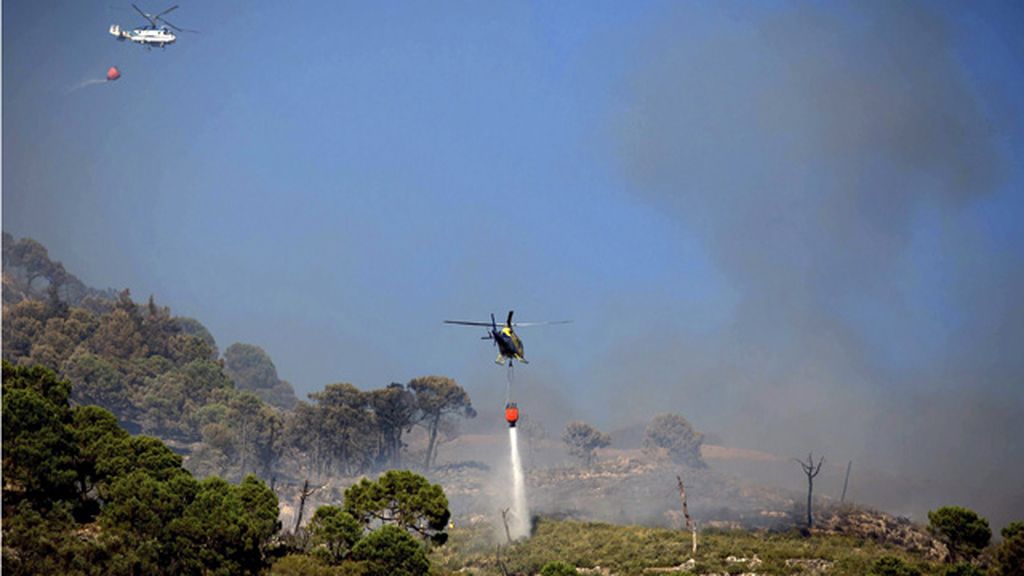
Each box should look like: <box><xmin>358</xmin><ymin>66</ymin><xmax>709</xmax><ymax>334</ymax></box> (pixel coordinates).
<box><xmin>293</xmin><ymin>479</ymin><xmax>322</xmax><ymax>534</ymax></box>
<box><xmin>500</xmin><ymin>507</ymin><xmax>513</xmax><ymax>544</ymax></box>
<box><xmin>424</xmin><ymin>413</ymin><xmax>440</xmax><ymax>470</ymax></box>
<box><xmin>840</xmin><ymin>460</ymin><xmax>852</xmax><ymax>503</ymax></box>
<box><xmin>795</xmin><ymin>452</ymin><xmax>825</xmax><ymax>529</ymax></box>
<box><xmin>676</xmin><ymin>475</ymin><xmax>697</xmax><ymax>554</ymax></box>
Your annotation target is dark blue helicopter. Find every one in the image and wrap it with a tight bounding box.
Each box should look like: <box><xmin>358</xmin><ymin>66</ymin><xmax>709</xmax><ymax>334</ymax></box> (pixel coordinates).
<box><xmin>444</xmin><ymin>310</ymin><xmax>570</xmax><ymax>366</ymax></box>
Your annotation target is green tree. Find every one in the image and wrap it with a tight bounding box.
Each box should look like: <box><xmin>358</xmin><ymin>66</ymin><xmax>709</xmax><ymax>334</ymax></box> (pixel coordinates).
<box><xmin>168</xmin><ymin>332</ymin><xmax>217</xmax><ymax>365</ymax></box>
<box><xmin>8</xmin><ymin>237</ymin><xmax>56</xmax><ymax>290</ymax></box>
<box><xmin>562</xmin><ymin>421</ymin><xmax>611</xmax><ymax>467</ymax></box>
<box><xmin>368</xmin><ymin>383</ymin><xmax>417</xmax><ymax>469</ymax></box>
<box><xmin>927</xmin><ymin>506</ymin><xmax>991</xmax><ymax>563</ymax></box>
<box><xmin>225</xmin><ymin>391</ymin><xmax>282</xmax><ymax>477</ymax></box>
<box><xmin>174</xmin><ymin>316</ymin><xmax>219</xmax><ymax>359</ymax></box>
<box><xmin>1</xmin><ymin>501</ymin><xmax>107</xmax><ymax>576</ymax></box>
<box><xmin>2</xmin><ymin>299</ymin><xmax>49</xmax><ymax>360</ymax></box>
<box><xmin>2</xmin><ymin>362</ymin><xmax>78</xmax><ymax>508</ymax></box>
<box><xmin>343</xmin><ymin>470</ymin><xmax>450</xmax><ymax>545</ymax></box>
<box><xmin>171</xmin><ymin>475</ymin><xmax>280</xmax><ymax>575</ymax></box>
<box><xmin>2</xmin><ymin>360</ymin><xmax>282</xmax><ymax>575</ymax></box>
<box><xmin>62</xmin><ymin>351</ymin><xmax>134</xmax><ymax>422</ymax></box>
<box><xmin>90</xmin><ymin>306</ymin><xmax>143</xmax><ymax>360</ymax></box>
<box><xmin>312</xmin><ymin>383</ymin><xmax>377</xmax><ymax>475</ymax></box>
<box><xmin>309</xmin><ymin>506</ymin><xmax>364</xmax><ymax>564</ymax></box>
<box><xmin>224</xmin><ymin>342</ymin><xmax>298</xmax><ymax>409</ymax></box>
<box><xmin>351</xmin><ymin>525</ymin><xmax>429</xmax><ymax>576</ymax></box>
<box><xmin>285</xmin><ymin>400</ymin><xmax>331</xmax><ymax>478</ymax></box>
<box><xmin>1002</xmin><ymin>521</ymin><xmax>1024</xmax><ymax>540</ymax></box>
<box><xmin>408</xmin><ymin>376</ymin><xmax>475</xmax><ymax>470</ymax></box>
<box><xmin>99</xmin><ymin>469</ymin><xmax>200</xmax><ymax>573</ymax></box>
<box><xmin>643</xmin><ymin>413</ymin><xmax>706</xmax><ymax>468</ymax></box>
<box><xmin>139</xmin><ymin>295</ymin><xmax>180</xmax><ymax>359</ymax></box>
<box><xmin>270</xmin><ymin>554</ymin><xmax>352</xmax><ymax>576</ymax></box>
<box><xmin>71</xmin><ymin>404</ymin><xmax>131</xmax><ymax>519</ymax></box>
<box><xmin>137</xmin><ymin>359</ymin><xmax>235</xmax><ymax>442</ymax></box>
<box><xmin>993</xmin><ymin>521</ymin><xmax>1024</xmax><ymax>576</ymax></box>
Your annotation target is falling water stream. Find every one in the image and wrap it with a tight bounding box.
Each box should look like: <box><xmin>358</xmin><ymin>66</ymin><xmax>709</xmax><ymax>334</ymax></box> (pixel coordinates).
<box><xmin>505</xmin><ymin>362</ymin><xmax>529</xmax><ymax>539</ymax></box>
<box><xmin>508</xmin><ymin>426</ymin><xmax>530</xmax><ymax>539</ymax></box>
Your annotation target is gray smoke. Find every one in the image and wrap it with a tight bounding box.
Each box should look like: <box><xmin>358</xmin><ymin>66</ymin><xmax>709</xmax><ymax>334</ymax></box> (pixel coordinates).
<box><xmin>610</xmin><ymin>1</ymin><xmax>1022</xmax><ymax>526</ymax></box>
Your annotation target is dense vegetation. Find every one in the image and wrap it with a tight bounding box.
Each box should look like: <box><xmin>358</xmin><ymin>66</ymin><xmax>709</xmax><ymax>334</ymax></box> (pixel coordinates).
<box><xmin>6</xmin><ymin>235</ymin><xmax>1021</xmax><ymax>575</ymax></box>
<box><xmin>1</xmin><ymin>235</ymin><xmax>474</xmax><ymax>574</ymax></box>
<box><xmin>2</xmin><ymin>235</ymin><xmax>476</xmax><ymax>484</ymax></box>
<box><xmin>2</xmin><ymin>361</ymin><xmax>281</xmax><ymax>575</ymax></box>
<box><xmin>2</xmin><ymin>362</ymin><xmax>458</xmax><ymax>576</ymax></box>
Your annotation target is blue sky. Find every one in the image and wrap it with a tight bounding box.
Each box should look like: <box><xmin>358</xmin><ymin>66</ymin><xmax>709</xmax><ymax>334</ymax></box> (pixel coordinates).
<box><xmin>4</xmin><ymin>0</ymin><xmax>1024</xmax><ymax>521</ymax></box>
<box><xmin>3</xmin><ymin>1</ymin><xmax>730</xmax><ymax>399</ymax></box>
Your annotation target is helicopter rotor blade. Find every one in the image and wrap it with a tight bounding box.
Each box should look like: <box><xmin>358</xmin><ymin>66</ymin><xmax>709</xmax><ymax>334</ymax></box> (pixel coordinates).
<box><xmin>154</xmin><ymin>4</ymin><xmax>179</xmax><ymax>18</ymax></box>
<box><xmin>508</xmin><ymin>320</ymin><xmax>573</xmax><ymax>327</ymax></box>
<box><xmin>444</xmin><ymin>320</ymin><xmax>494</xmax><ymax>327</ymax></box>
<box><xmin>158</xmin><ymin>18</ymin><xmax>198</xmax><ymax>33</ymax></box>
<box><xmin>445</xmin><ymin>316</ymin><xmax>572</xmax><ymax>328</ymax></box>
<box><xmin>132</xmin><ymin>3</ymin><xmax>158</xmax><ymax>27</ymax></box>
<box><xmin>506</xmin><ymin>310</ymin><xmax>514</xmax><ymax>327</ymax></box>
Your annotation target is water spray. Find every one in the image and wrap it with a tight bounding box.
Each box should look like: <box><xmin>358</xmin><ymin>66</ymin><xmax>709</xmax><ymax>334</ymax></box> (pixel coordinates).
<box><xmin>508</xmin><ymin>423</ymin><xmax>530</xmax><ymax>539</ymax></box>
<box><xmin>504</xmin><ymin>364</ymin><xmax>529</xmax><ymax>538</ymax></box>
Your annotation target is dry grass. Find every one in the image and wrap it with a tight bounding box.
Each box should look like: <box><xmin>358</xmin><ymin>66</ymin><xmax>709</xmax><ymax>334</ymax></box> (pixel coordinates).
<box><xmin>432</xmin><ymin>517</ymin><xmax>946</xmax><ymax>575</ymax></box>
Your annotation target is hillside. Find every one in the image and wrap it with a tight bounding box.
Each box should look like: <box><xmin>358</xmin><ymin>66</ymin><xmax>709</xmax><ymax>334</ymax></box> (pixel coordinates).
<box><xmin>0</xmin><ymin>236</ymin><xmax>877</xmax><ymax>530</ymax></box>
<box><xmin>433</xmin><ymin>515</ymin><xmax>950</xmax><ymax>576</ymax></box>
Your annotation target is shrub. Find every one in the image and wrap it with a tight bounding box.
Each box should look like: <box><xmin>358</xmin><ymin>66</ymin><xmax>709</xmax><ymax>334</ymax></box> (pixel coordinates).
<box><xmin>643</xmin><ymin>413</ymin><xmax>705</xmax><ymax>468</ymax></box>
<box><xmin>927</xmin><ymin>506</ymin><xmax>991</xmax><ymax>562</ymax></box>
<box><xmin>352</xmin><ymin>525</ymin><xmax>429</xmax><ymax>576</ymax></box>
<box><xmin>1002</xmin><ymin>521</ymin><xmax>1024</xmax><ymax>541</ymax></box>
<box><xmin>540</xmin><ymin>560</ymin><xmax>578</xmax><ymax>576</ymax></box>
<box><xmin>270</xmin><ymin>554</ymin><xmax>344</xmax><ymax>576</ymax></box>
<box><xmin>309</xmin><ymin>505</ymin><xmax>363</xmax><ymax>564</ymax></box>
<box><xmin>868</xmin><ymin>556</ymin><xmax>921</xmax><ymax>576</ymax></box>
<box><xmin>941</xmin><ymin>563</ymin><xmax>984</xmax><ymax>576</ymax></box>
<box><xmin>992</xmin><ymin>522</ymin><xmax>1024</xmax><ymax>576</ymax></box>
<box><xmin>561</xmin><ymin>421</ymin><xmax>610</xmax><ymax>466</ymax></box>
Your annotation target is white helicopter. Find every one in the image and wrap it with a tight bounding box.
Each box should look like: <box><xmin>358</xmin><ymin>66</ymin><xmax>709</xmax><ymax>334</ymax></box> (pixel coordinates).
<box><xmin>109</xmin><ymin>4</ymin><xmax>195</xmax><ymax>49</ymax></box>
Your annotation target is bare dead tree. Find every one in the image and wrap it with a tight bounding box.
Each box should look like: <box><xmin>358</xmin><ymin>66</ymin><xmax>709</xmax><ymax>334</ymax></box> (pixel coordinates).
<box><xmin>676</xmin><ymin>475</ymin><xmax>698</xmax><ymax>554</ymax></box>
<box><xmin>840</xmin><ymin>460</ymin><xmax>852</xmax><ymax>503</ymax></box>
<box><xmin>794</xmin><ymin>452</ymin><xmax>825</xmax><ymax>529</ymax></box>
<box><xmin>500</xmin><ymin>507</ymin><xmax>513</xmax><ymax>544</ymax></box>
<box><xmin>293</xmin><ymin>479</ymin><xmax>324</xmax><ymax>534</ymax></box>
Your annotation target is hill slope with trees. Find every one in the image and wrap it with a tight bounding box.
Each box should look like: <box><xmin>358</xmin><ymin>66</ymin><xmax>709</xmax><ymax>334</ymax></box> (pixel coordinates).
<box><xmin>2</xmin><ymin>361</ymin><xmax>281</xmax><ymax>575</ymax></box>
<box><xmin>2</xmin><ymin>235</ymin><xmax>477</xmax><ymax>486</ymax></box>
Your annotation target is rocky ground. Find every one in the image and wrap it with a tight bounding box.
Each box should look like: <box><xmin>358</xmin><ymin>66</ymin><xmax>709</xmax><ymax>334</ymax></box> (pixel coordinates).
<box><xmin>269</xmin><ymin>432</ymin><xmax>950</xmax><ymax>565</ymax></box>
<box><xmin>813</xmin><ymin>504</ymin><xmax>948</xmax><ymax>562</ymax></box>
<box><xmin>424</xmin><ymin>436</ymin><xmax>798</xmax><ymax>531</ymax></box>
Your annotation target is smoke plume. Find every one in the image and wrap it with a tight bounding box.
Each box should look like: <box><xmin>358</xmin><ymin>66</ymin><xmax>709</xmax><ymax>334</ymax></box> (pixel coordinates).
<box><xmin>611</xmin><ymin>1</ymin><xmax>1022</xmax><ymax>526</ymax></box>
